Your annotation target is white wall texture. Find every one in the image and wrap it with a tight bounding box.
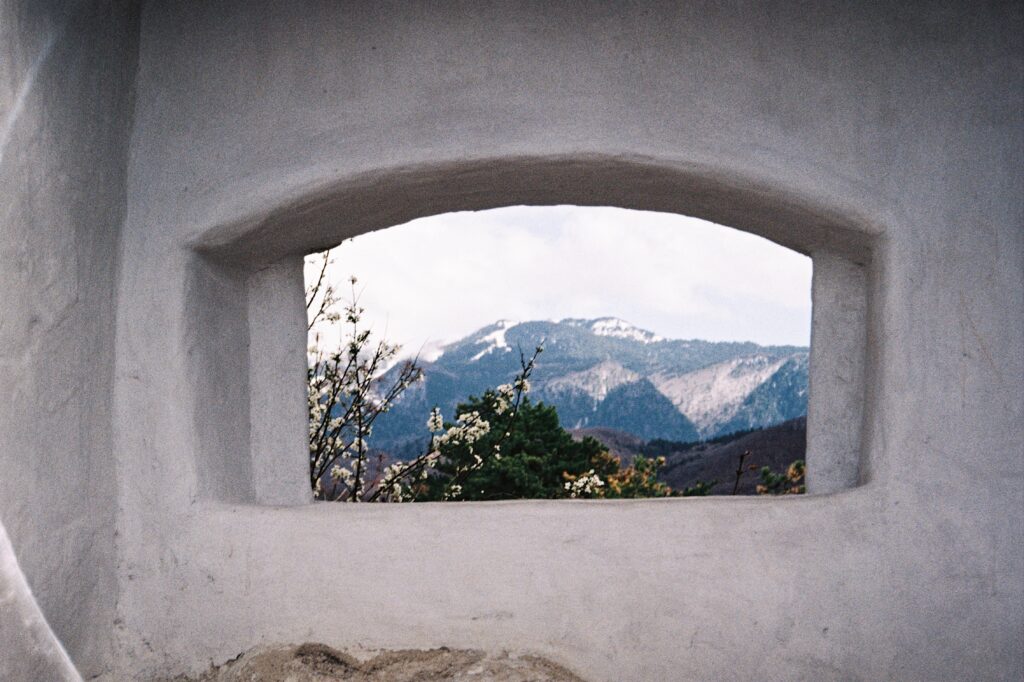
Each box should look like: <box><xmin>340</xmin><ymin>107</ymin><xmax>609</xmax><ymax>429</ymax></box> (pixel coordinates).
<box><xmin>0</xmin><ymin>1</ymin><xmax>137</xmax><ymax>679</ymax></box>
<box><xmin>1</xmin><ymin>2</ymin><xmax>1021</xmax><ymax>680</ymax></box>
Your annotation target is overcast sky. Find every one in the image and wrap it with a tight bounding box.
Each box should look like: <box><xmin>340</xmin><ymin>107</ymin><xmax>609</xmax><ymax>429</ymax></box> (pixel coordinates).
<box><xmin>305</xmin><ymin>206</ymin><xmax>812</xmax><ymax>357</ymax></box>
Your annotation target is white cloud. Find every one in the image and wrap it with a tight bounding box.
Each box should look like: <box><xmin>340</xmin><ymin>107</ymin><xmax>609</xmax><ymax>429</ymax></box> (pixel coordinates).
<box><xmin>306</xmin><ymin>206</ymin><xmax>812</xmax><ymax>355</ymax></box>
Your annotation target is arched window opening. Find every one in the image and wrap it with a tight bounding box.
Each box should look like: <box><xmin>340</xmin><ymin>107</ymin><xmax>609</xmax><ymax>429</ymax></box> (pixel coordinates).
<box><xmin>303</xmin><ymin>206</ymin><xmax>813</xmax><ymax>502</ymax></box>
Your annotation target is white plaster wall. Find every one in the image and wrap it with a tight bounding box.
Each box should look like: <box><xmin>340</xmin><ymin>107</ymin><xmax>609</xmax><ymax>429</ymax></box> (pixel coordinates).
<box><xmin>248</xmin><ymin>258</ymin><xmax>311</xmax><ymax>507</ymax></box>
<box><xmin>109</xmin><ymin>3</ymin><xmax>1022</xmax><ymax>680</ymax></box>
<box><xmin>1</xmin><ymin>1</ymin><xmax>1019</xmax><ymax>680</ymax></box>
<box><xmin>0</xmin><ymin>1</ymin><xmax>137</xmax><ymax>678</ymax></box>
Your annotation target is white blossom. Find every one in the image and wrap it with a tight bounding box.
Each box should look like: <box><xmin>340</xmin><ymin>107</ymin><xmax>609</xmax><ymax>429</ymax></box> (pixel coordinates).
<box><xmin>493</xmin><ymin>383</ymin><xmax>515</xmax><ymax>414</ymax></box>
<box><xmin>427</xmin><ymin>407</ymin><xmax>444</xmax><ymax>432</ymax></box>
<box><xmin>329</xmin><ymin>465</ymin><xmax>354</xmax><ymax>487</ymax></box>
<box><xmin>565</xmin><ymin>470</ymin><xmax>604</xmax><ymax>498</ymax></box>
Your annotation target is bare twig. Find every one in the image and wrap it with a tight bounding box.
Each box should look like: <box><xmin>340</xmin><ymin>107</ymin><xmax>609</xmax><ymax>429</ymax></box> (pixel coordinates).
<box><xmin>732</xmin><ymin>450</ymin><xmax>751</xmax><ymax>495</ymax></box>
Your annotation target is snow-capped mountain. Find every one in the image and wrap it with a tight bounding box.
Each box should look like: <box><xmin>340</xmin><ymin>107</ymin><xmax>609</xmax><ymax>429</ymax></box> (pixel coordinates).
<box><xmin>371</xmin><ymin>318</ymin><xmax>808</xmax><ymax>456</ymax></box>
<box><xmin>563</xmin><ymin>317</ymin><xmax>664</xmax><ymax>343</ymax></box>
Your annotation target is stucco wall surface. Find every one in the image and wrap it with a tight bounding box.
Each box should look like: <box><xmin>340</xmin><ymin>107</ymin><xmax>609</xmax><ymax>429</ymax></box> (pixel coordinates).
<box><xmin>107</xmin><ymin>2</ymin><xmax>1022</xmax><ymax>680</ymax></box>
<box><xmin>0</xmin><ymin>1</ymin><xmax>137</xmax><ymax>678</ymax></box>
<box><xmin>1</xmin><ymin>1</ymin><xmax>1020</xmax><ymax>680</ymax></box>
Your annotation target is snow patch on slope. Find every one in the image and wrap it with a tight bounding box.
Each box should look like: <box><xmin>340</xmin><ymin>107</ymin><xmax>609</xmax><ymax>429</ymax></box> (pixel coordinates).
<box><xmin>652</xmin><ymin>355</ymin><xmax>788</xmax><ymax>436</ymax></box>
<box><xmin>543</xmin><ymin>360</ymin><xmax>640</xmax><ymax>403</ymax></box>
<box><xmin>469</xmin><ymin>319</ymin><xmax>515</xmax><ymax>361</ymax></box>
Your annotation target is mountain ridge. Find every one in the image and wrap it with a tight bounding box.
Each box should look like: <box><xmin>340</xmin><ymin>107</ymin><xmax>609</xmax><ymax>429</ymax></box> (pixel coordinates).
<box><xmin>372</xmin><ymin>318</ymin><xmax>808</xmax><ymax>457</ymax></box>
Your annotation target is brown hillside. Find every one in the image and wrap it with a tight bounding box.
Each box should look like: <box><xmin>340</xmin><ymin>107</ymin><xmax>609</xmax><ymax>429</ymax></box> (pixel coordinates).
<box><xmin>659</xmin><ymin>417</ymin><xmax>806</xmax><ymax>495</ymax></box>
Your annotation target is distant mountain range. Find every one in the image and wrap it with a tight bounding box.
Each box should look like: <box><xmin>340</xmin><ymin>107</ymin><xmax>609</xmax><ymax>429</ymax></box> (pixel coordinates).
<box><xmin>373</xmin><ymin>318</ymin><xmax>808</xmax><ymax>457</ymax></box>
